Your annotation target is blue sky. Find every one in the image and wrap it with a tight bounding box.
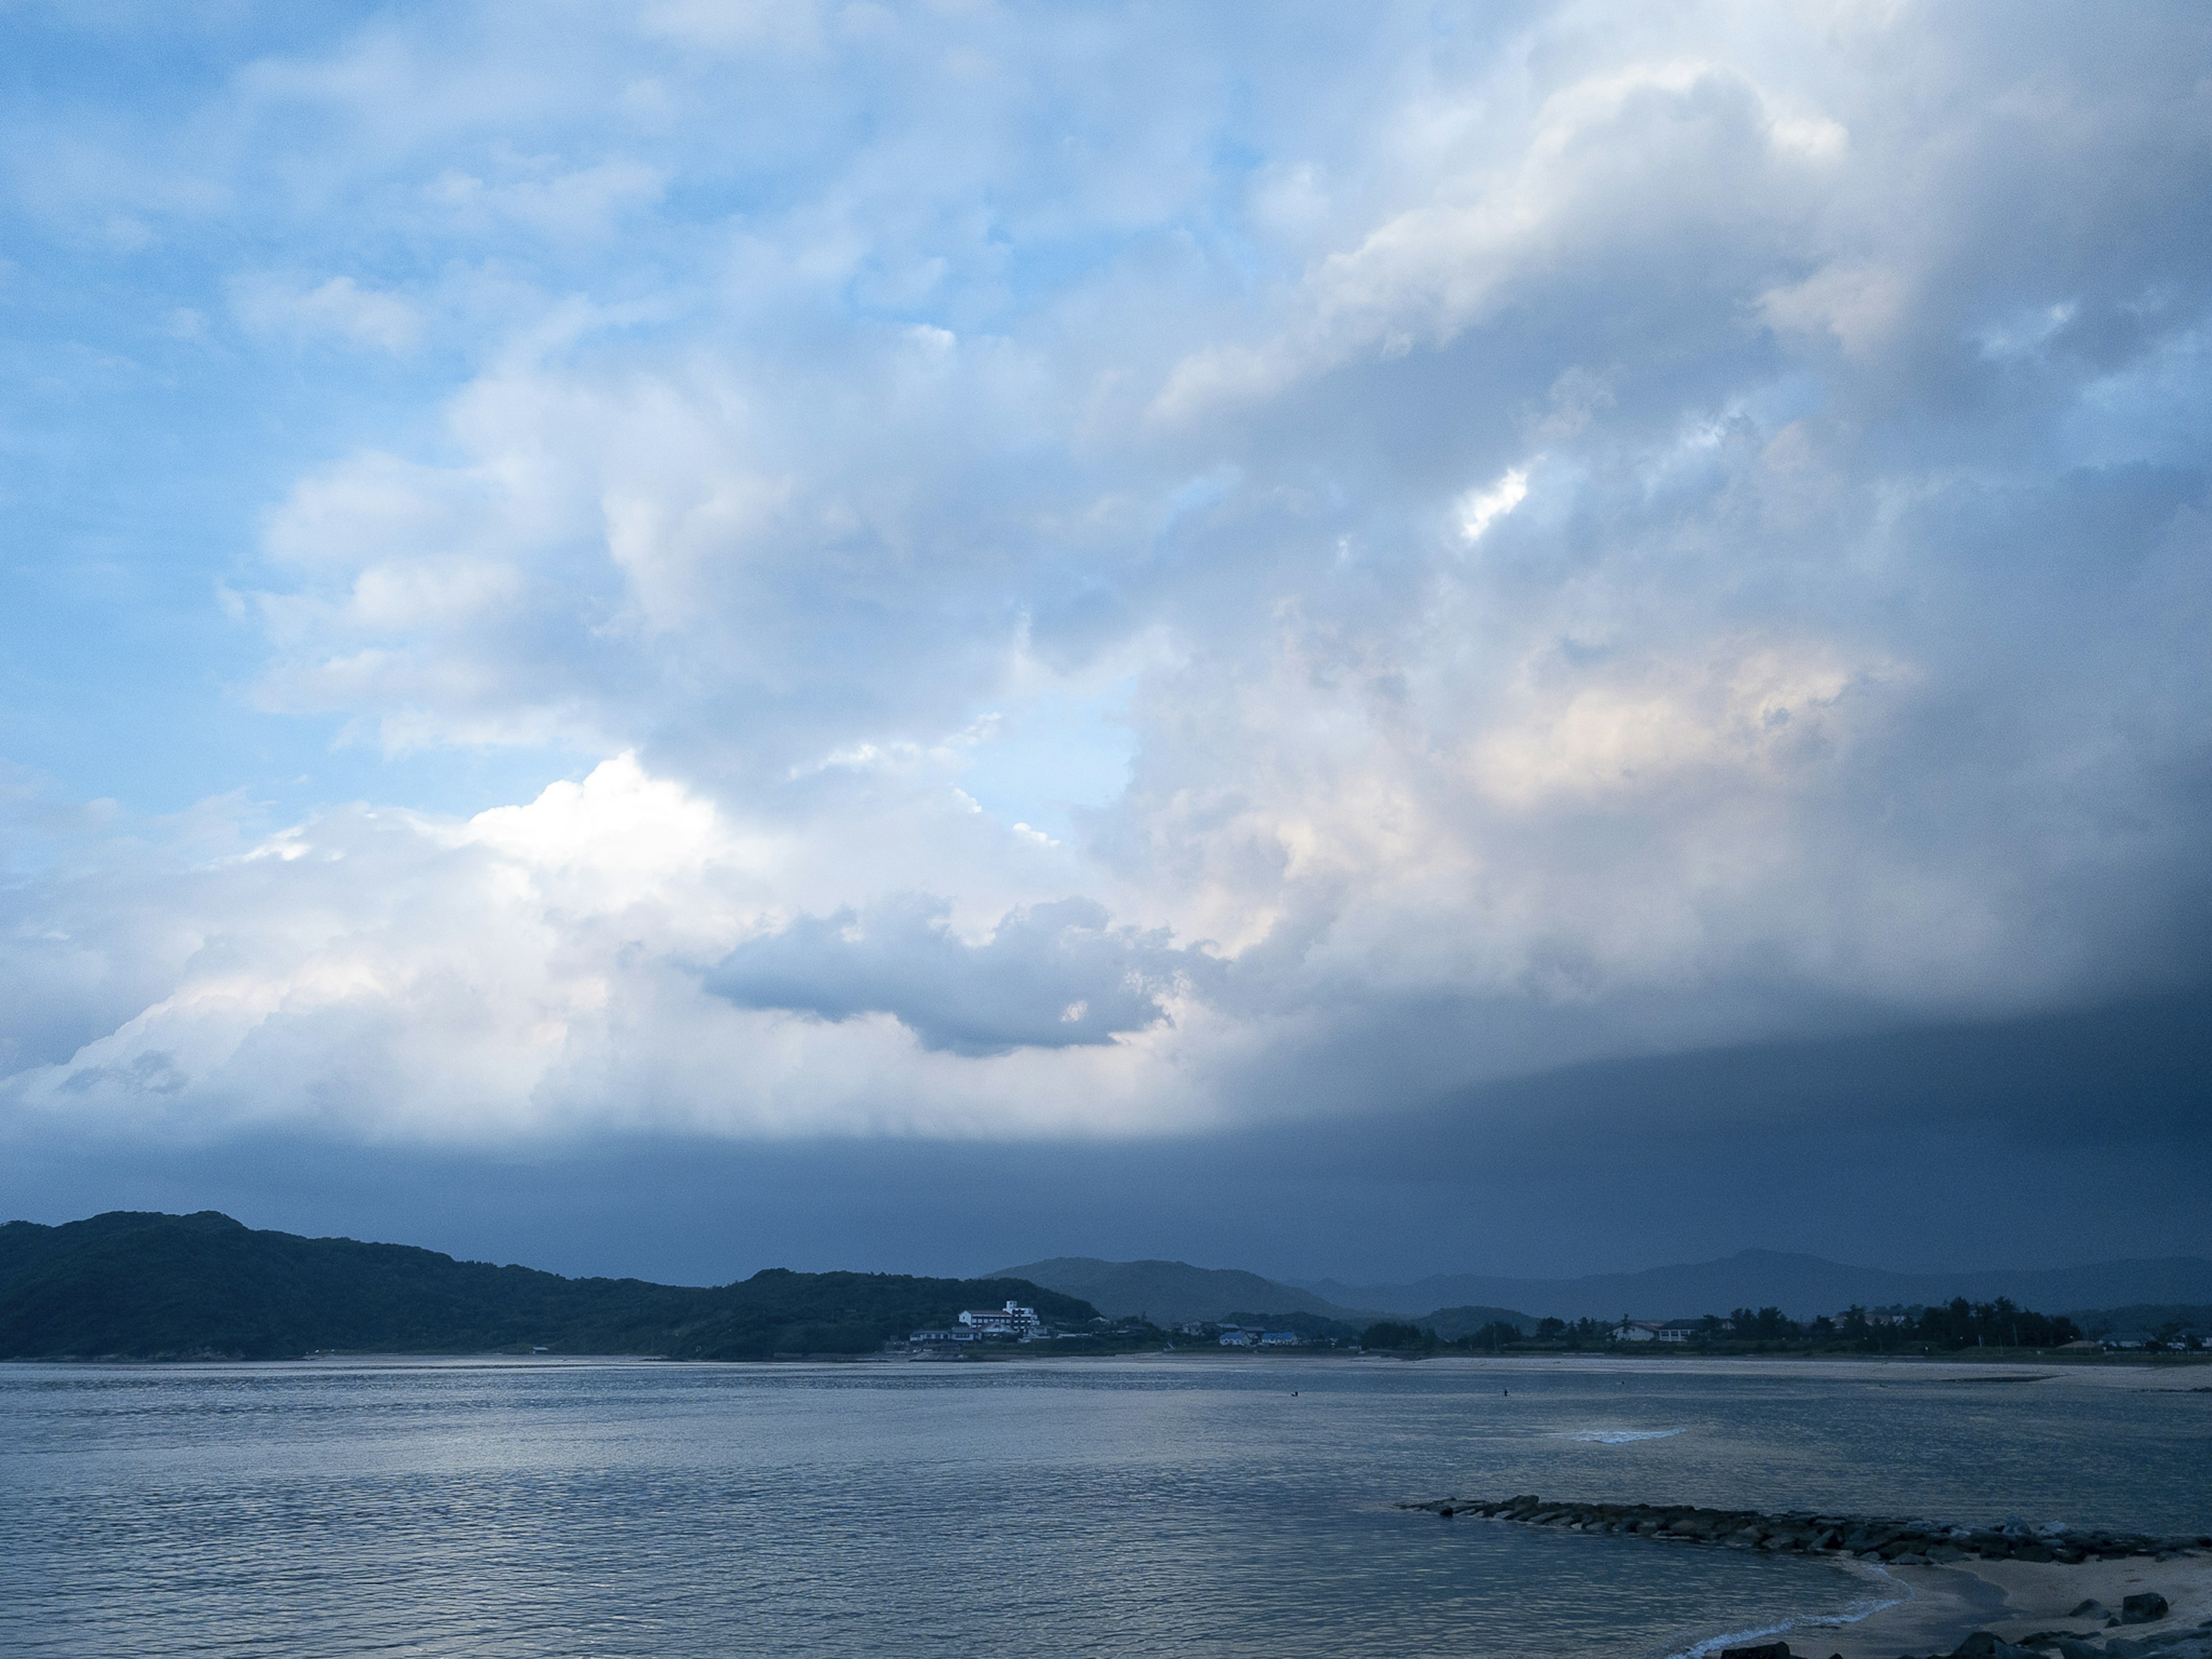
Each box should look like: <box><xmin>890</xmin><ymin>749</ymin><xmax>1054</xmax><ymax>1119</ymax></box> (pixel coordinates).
<box><xmin>3</xmin><ymin>1</ymin><xmax>2209</xmax><ymax>1277</ymax></box>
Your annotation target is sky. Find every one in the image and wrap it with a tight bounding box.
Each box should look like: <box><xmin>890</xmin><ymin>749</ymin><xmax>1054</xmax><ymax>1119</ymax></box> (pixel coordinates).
<box><xmin>3</xmin><ymin>0</ymin><xmax>2209</xmax><ymax>1286</ymax></box>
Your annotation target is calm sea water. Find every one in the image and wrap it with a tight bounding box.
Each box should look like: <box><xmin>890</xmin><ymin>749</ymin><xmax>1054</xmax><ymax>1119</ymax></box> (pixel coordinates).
<box><xmin>4</xmin><ymin>1355</ymin><xmax>2207</xmax><ymax>1658</ymax></box>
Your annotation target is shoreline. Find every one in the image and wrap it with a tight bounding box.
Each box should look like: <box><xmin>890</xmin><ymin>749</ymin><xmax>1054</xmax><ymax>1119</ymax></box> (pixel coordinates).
<box><xmin>1408</xmin><ymin>1495</ymin><xmax>2212</xmax><ymax>1659</ymax></box>
<box><xmin>1821</xmin><ymin>1554</ymin><xmax>2212</xmax><ymax>1659</ymax></box>
<box><xmin>6</xmin><ymin>1349</ymin><xmax>2209</xmax><ymax>1382</ymax></box>
<box><xmin>1669</xmin><ymin>1558</ymin><xmax>1915</xmax><ymax>1659</ymax></box>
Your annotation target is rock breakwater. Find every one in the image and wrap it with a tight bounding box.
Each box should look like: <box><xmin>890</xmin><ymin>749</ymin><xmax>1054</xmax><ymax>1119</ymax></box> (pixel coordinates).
<box><xmin>1399</xmin><ymin>1495</ymin><xmax>2212</xmax><ymax>1565</ymax></box>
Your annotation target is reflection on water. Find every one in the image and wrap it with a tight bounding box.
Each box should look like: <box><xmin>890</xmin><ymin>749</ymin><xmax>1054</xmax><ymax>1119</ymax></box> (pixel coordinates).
<box><xmin>3</xmin><ymin>1358</ymin><xmax>2206</xmax><ymax>1658</ymax></box>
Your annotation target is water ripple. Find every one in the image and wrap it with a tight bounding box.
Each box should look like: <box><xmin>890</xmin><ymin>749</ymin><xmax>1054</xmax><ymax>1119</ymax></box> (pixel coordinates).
<box><xmin>2</xmin><ymin>1359</ymin><xmax>2203</xmax><ymax>1658</ymax></box>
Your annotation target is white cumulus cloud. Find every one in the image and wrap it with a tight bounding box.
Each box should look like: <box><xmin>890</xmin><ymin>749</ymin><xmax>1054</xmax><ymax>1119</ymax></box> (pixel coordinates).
<box><xmin>5</xmin><ymin>0</ymin><xmax>2211</xmax><ymax>1154</ymax></box>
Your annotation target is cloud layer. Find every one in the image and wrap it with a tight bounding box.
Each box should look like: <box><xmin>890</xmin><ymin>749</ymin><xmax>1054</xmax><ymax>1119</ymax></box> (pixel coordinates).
<box><xmin>3</xmin><ymin>1</ymin><xmax>2209</xmax><ymax>1156</ymax></box>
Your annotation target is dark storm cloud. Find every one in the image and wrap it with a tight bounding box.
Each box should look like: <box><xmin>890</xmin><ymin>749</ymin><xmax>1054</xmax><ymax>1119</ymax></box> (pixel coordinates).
<box><xmin>7</xmin><ymin>995</ymin><xmax>2205</xmax><ymax>1286</ymax></box>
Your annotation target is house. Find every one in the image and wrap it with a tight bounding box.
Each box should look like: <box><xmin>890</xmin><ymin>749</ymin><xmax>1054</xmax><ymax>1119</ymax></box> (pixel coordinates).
<box><xmin>1613</xmin><ymin>1320</ymin><xmax>1663</xmax><ymax>1342</ymax></box>
<box><xmin>1219</xmin><ymin>1327</ymin><xmax>1257</xmax><ymax>1347</ymax></box>
<box><xmin>959</xmin><ymin>1301</ymin><xmax>1041</xmax><ymax>1338</ymax></box>
<box><xmin>2101</xmin><ymin>1332</ymin><xmax>2152</xmax><ymax>1350</ymax></box>
<box><xmin>910</xmin><ymin>1328</ymin><xmax>975</xmax><ymax>1345</ymax></box>
<box><xmin>1259</xmin><ymin>1331</ymin><xmax>1301</xmax><ymax>1347</ymax></box>
<box><xmin>1654</xmin><ymin>1320</ymin><xmax>1702</xmax><ymax>1343</ymax></box>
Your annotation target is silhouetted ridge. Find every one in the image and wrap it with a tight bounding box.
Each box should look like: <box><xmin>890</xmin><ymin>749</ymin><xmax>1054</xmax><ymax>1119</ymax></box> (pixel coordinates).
<box><xmin>0</xmin><ymin>1211</ymin><xmax>1095</xmax><ymax>1361</ymax></box>
<box><xmin>991</xmin><ymin>1255</ymin><xmax>1446</xmax><ymax>1327</ymax></box>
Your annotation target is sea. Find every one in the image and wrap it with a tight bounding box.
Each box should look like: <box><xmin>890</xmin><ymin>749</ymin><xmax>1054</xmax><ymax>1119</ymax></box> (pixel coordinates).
<box><xmin>3</xmin><ymin>1354</ymin><xmax>2207</xmax><ymax>1657</ymax></box>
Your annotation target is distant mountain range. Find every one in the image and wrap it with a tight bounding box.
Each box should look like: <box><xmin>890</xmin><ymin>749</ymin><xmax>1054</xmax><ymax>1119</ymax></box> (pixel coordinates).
<box><xmin>13</xmin><ymin>1214</ymin><xmax>2201</xmax><ymax>1360</ymax></box>
<box><xmin>993</xmin><ymin>1256</ymin><xmax>1540</xmax><ymax>1333</ymax></box>
<box><xmin>0</xmin><ymin>1211</ymin><xmax>1097</xmax><ymax>1361</ymax></box>
<box><xmin>988</xmin><ymin>1257</ymin><xmax>1376</xmax><ymax>1327</ymax></box>
<box><xmin>1300</xmin><ymin>1249</ymin><xmax>2212</xmax><ymax>1322</ymax></box>
<box><xmin>1001</xmin><ymin>1249</ymin><xmax>2212</xmax><ymax>1328</ymax></box>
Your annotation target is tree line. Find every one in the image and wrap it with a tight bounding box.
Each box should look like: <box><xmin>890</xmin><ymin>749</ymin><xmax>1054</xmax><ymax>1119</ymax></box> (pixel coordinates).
<box><xmin>1361</xmin><ymin>1296</ymin><xmax>2084</xmax><ymax>1354</ymax></box>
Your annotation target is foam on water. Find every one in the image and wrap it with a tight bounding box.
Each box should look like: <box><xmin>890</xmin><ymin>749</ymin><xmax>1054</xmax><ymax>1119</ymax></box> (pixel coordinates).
<box><xmin>1555</xmin><ymin>1427</ymin><xmax>1690</xmax><ymax>1442</ymax></box>
<box><xmin>1671</xmin><ymin>1565</ymin><xmax>1912</xmax><ymax>1659</ymax></box>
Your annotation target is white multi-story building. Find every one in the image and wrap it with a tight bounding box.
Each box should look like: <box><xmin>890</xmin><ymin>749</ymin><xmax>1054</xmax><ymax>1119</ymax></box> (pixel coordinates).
<box><xmin>959</xmin><ymin>1301</ymin><xmax>1042</xmax><ymax>1338</ymax></box>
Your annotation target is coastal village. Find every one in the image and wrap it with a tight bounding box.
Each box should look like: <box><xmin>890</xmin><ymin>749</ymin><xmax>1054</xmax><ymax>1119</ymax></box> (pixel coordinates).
<box><xmin>904</xmin><ymin>1300</ymin><xmax>1309</xmax><ymax>1351</ymax></box>
<box><xmin>902</xmin><ymin>1301</ymin><xmax>2207</xmax><ymax>1356</ymax></box>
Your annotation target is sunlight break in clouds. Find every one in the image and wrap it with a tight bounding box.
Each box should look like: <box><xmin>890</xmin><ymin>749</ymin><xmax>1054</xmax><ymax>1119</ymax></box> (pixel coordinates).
<box><xmin>1457</xmin><ymin>467</ymin><xmax>1530</xmax><ymax>544</ymax></box>
<box><xmin>2</xmin><ymin>2</ymin><xmax>2210</xmax><ymax>1152</ymax></box>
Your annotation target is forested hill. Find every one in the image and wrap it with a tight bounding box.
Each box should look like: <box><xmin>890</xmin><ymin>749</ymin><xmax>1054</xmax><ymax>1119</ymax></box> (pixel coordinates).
<box><xmin>0</xmin><ymin>1211</ymin><xmax>1096</xmax><ymax>1361</ymax></box>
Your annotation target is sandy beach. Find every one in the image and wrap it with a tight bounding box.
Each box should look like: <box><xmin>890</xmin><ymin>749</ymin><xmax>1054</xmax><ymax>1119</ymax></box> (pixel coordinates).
<box><xmin>1814</xmin><ymin>1554</ymin><xmax>2212</xmax><ymax>1658</ymax></box>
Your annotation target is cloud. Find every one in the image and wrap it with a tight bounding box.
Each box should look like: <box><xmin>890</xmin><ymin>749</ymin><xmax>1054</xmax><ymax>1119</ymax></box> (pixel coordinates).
<box><xmin>1457</xmin><ymin>465</ymin><xmax>1530</xmax><ymax>543</ymax></box>
<box><xmin>1467</xmin><ymin>638</ymin><xmax>1893</xmax><ymax>808</ymax></box>
<box><xmin>1151</xmin><ymin>57</ymin><xmax>1846</xmax><ymax>422</ymax></box>
<box><xmin>3</xmin><ymin>0</ymin><xmax>2212</xmax><ymax>1169</ymax></box>
<box><xmin>232</xmin><ymin>275</ymin><xmax>423</xmax><ymax>353</ymax></box>
<box><xmin>707</xmin><ymin>894</ymin><xmax>1218</xmax><ymax>1056</ymax></box>
<box><xmin>425</xmin><ymin>158</ymin><xmax>665</xmax><ymax>241</ymax></box>
<box><xmin>0</xmin><ymin>758</ymin><xmax>1217</xmax><ymax>1143</ymax></box>
<box><xmin>1758</xmin><ymin>263</ymin><xmax>1909</xmax><ymax>357</ymax></box>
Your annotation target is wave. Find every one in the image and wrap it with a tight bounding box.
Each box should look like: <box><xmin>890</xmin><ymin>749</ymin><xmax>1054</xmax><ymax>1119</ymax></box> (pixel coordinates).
<box><xmin>1668</xmin><ymin>1564</ymin><xmax>1912</xmax><ymax>1659</ymax></box>
<box><xmin>1552</xmin><ymin>1428</ymin><xmax>1688</xmax><ymax>1444</ymax></box>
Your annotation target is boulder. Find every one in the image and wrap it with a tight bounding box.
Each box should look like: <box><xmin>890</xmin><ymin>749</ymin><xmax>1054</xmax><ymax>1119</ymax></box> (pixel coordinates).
<box><xmin>2056</xmin><ymin>1640</ymin><xmax>2100</xmax><ymax>1659</ymax></box>
<box><xmin>2123</xmin><ymin>1596</ymin><xmax>2170</xmax><ymax>1627</ymax></box>
<box><xmin>2073</xmin><ymin>1603</ymin><xmax>2107</xmax><ymax>1619</ymax></box>
<box><xmin>1718</xmin><ymin>1643</ymin><xmax>1792</xmax><ymax>1659</ymax></box>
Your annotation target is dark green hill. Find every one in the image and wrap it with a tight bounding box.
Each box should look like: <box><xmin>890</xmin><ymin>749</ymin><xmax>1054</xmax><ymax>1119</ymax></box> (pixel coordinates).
<box><xmin>0</xmin><ymin>1211</ymin><xmax>1096</xmax><ymax>1361</ymax></box>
